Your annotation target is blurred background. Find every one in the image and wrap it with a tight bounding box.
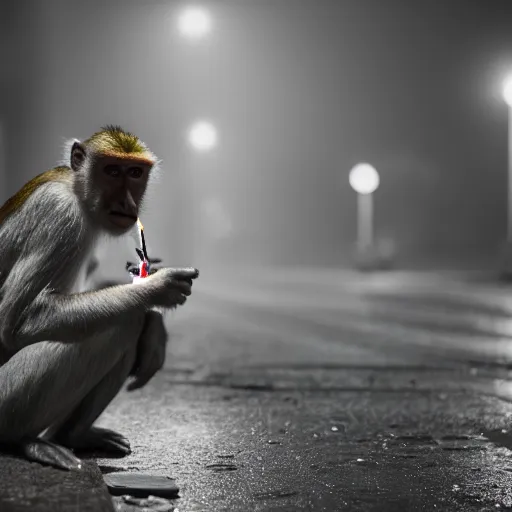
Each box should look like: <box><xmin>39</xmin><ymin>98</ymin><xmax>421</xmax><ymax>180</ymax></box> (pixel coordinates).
<box><xmin>2</xmin><ymin>0</ymin><xmax>512</xmax><ymax>274</ymax></box>
<box><xmin>6</xmin><ymin>4</ymin><xmax>512</xmax><ymax>507</ymax></box>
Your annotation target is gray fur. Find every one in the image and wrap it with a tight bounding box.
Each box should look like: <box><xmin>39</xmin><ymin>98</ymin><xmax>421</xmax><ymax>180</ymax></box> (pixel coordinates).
<box><xmin>0</xmin><ymin>152</ymin><xmax>195</xmax><ymax>463</ymax></box>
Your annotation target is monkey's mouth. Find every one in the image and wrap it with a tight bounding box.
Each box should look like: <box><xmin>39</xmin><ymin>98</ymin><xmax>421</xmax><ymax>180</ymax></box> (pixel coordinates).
<box><xmin>109</xmin><ymin>211</ymin><xmax>137</xmax><ymax>221</ymax></box>
<box><xmin>108</xmin><ymin>211</ymin><xmax>138</xmax><ymax>228</ymax></box>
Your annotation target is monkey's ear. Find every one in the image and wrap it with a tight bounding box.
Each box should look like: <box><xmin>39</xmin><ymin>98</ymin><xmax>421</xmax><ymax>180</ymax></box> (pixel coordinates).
<box><xmin>70</xmin><ymin>142</ymin><xmax>86</xmax><ymax>171</ymax></box>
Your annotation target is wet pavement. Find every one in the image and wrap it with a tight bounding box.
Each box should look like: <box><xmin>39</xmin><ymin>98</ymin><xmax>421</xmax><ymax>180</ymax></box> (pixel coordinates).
<box><xmin>102</xmin><ymin>385</ymin><xmax>512</xmax><ymax>511</ymax></box>
<box><xmin>5</xmin><ymin>267</ymin><xmax>512</xmax><ymax>510</ymax></box>
<box><xmin>0</xmin><ymin>456</ymin><xmax>113</xmax><ymax>512</ymax></box>
<box><xmin>84</xmin><ymin>267</ymin><xmax>512</xmax><ymax>511</ymax></box>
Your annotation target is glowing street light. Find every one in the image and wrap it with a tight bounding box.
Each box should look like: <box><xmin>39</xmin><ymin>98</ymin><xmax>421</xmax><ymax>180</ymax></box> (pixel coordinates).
<box><xmin>178</xmin><ymin>7</ymin><xmax>212</xmax><ymax>40</ymax></box>
<box><xmin>504</xmin><ymin>76</ymin><xmax>512</xmax><ymax>108</ymax></box>
<box><xmin>188</xmin><ymin>121</ymin><xmax>218</xmax><ymax>152</ymax></box>
<box><xmin>503</xmin><ymin>75</ymin><xmax>512</xmax><ymax>242</ymax></box>
<box><xmin>349</xmin><ymin>163</ymin><xmax>380</xmax><ymax>195</ymax></box>
<box><xmin>349</xmin><ymin>163</ymin><xmax>380</xmax><ymax>249</ymax></box>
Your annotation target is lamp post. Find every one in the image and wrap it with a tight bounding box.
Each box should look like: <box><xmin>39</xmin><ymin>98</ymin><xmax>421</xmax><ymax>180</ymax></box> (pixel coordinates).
<box><xmin>187</xmin><ymin>121</ymin><xmax>218</xmax><ymax>264</ymax></box>
<box><xmin>178</xmin><ymin>6</ymin><xmax>214</xmax><ymax>263</ymax></box>
<box><xmin>349</xmin><ymin>163</ymin><xmax>380</xmax><ymax>250</ymax></box>
<box><xmin>503</xmin><ymin>77</ymin><xmax>512</xmax><ymax>242</ymax></box>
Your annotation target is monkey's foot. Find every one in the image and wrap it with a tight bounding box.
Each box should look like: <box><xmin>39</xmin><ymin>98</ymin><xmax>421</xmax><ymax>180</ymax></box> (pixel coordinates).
<box><xmin>59</xmin><ymin>427</ymin><xmax>131</xmax><ymax>457</ymax></box>
<box><xmin>22</xmin><ymin>438</ymin><xmax>83</xmax><ymax>471</ymax></box>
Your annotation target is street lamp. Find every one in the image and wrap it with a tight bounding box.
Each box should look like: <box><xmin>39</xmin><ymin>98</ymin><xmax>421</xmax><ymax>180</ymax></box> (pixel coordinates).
<box><xmin>503</xmin><ymin>76</ymin><xmax>512</xmax><ymax>242</ymax></box>
<box><xmin>178</xmin><ymin>7</ymin><xmax>212</xmax><ymax>40</ymax></box>
<box><xmin>188</xmin><ymin>121</ymin><xmax>218</xmax><ymax>152</ymax></box>
<box><xmin>349</xmin><ymin>163</ymin><xmax>380</xmax><ymax>249</ymax></box>
<box><xmin>187</xmin><ymin>121</ymin><xmax>218</xmax><ymax>265</ymax></box>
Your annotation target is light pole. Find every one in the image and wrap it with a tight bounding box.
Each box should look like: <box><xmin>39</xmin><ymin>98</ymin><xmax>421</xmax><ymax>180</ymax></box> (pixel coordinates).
<box><xmin>187</xmin><ymin>121</ymin><xmax>219</xmax><ymax>264</ymax></box>
<box><xmin>349</xmin><ymin>163</ymin><xmax>380</xmax><ymax>250</ymax></box>
<box><xmin>177</xmin><ymin>6</ymin><xmax>214</xmax><ymax>263</ymax></box>
<box><xmin>503</xmin><ymin>76</ymin><xmax>512</xmax><ymax>242</ymax></box>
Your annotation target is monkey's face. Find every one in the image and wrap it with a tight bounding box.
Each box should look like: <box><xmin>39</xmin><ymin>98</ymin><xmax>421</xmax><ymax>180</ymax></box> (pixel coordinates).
<box><xmin>91</xmin><ymin>156</ymin><xmax>152</xmax><ymax>234</ymax></box>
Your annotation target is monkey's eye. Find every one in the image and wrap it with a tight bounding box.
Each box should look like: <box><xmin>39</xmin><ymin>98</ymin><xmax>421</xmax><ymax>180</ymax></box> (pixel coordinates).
<box><xmin>128</xmin><ymin>167</ymin><xmax>144</xmax><ymax>179</ymax></box>
<box><xmin>104</xmin><ymin>165</ymin><xmax>122</xmax><ymax>177</ymax></box>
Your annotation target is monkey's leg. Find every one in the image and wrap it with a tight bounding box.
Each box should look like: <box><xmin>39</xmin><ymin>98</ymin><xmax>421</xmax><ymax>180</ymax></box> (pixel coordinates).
<box><xmin>0</xmin><ymin>313</ymin><xmax>145</xmax><ymax>470</ymax></box>
<box><xmin>0</xmin><ymin>342</ymin><xmax>121</xmax><ymax>470</ymax></box>
<box><xmin>45</xmin><ymin>311</ymin><xmax>148</xmax><ymax>456</ymax></box>
<box><xmin>47</xmin><ymin>346</ymin><xmax>138</xmax><ymax>457</ymax></box>
<box><xmin>20</xmin><ymin>438</ymin><xmax>83</xmax><ymax>471</ymax></box>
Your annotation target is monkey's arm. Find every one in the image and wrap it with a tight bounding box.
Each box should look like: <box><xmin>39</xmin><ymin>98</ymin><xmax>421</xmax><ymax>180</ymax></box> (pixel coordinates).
<box><xmin>0</xmin><ymin>186</ymin><xmax>153</xmax><ymax>350</ymax></box>
<box><xmin>0</xmin><ymin>255</ymin><xmax>155</xmax><ymax>350</ymax></box>
<box><xmin>127</xmin><ymin>309</ymin><xmax>168</xmax><ymax>391</ymax></box>
<box><xmin>0</xmin><ymin>184</ymin><xmax>194</xmax><ymax>351</ymax></box>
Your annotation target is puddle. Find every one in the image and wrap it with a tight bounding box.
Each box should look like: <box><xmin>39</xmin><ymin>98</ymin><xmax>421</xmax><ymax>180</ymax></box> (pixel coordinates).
<box><xmin>253</xmin><ymin>489</ymin><xmax>298</xmax><ymax>500</ymax></box>
<box><xmin>481</xmin><ymin>429</ymin><xmax>512</xmax><ymax>451</ymax></box>
<box><xmin>206</xmin><ymin>463</ymin><xmax>238</xmax><ymax>472</ymax></box>
<box><xmin>394</xmin><ymin>435</ymin><xmax>437</xmax><ymax>445</ymax></box>
<box><xmin>437</xmin><ymin>434</ymin><xmax>488</xmax><ymax>451</ymax></box>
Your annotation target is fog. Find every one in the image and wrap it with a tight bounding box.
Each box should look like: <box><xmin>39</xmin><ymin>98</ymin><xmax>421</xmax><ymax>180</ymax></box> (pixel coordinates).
<box><xmin>2</xmin><ymin>0</ymin><xmax>512</xmax><ymax>276</ymax></box>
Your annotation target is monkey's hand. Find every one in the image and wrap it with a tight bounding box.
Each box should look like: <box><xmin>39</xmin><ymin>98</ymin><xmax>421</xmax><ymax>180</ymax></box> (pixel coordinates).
<box><xmin>127</xmin><ymin>310</ymin><xmax>167</xmax><ymax>391</ymax></box>
<box><xmin>142</xmin><ymin>267</ymin><xmax>198</xmax><ymax>310</ymax></box>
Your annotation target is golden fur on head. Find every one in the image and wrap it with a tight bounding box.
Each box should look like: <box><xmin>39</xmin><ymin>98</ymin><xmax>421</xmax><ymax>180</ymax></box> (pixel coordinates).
<box><xmin>83</xmin><ymin>125</ymin><xmax>157</xmax><ymax>166</ymax></box>
<box><xmin>0</xmin><ymin>126</ymin><xmax>160</xmax><ymax>225</ymax></box>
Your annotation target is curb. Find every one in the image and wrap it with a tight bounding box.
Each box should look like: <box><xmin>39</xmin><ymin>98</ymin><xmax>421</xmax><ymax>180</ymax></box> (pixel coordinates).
<box><xmin>0</xmin><ymin>455</ymin><xmax>113</xmax><ymax>512</ymax></box>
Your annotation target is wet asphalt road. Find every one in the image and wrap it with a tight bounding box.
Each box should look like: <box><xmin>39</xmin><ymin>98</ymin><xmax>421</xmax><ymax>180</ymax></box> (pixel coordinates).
<box><xmin>95</xmin><ymin>267</ymin><xmax>512</xmax><ymax>511</ymax></box>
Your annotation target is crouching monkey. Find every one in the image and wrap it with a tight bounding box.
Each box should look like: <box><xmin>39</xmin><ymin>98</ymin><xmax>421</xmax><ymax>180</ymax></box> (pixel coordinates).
<box><xmin>0</xmin><ymin>125</ymin><xmax>198</xmax><ymax>470</ymax></box>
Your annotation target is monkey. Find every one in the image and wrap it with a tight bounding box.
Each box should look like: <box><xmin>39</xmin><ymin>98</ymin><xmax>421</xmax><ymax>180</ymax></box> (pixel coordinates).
<box><xmin>0</xmin><ymin>125</ymin><xmax>199</xmax><ymax>471</ymax></box>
